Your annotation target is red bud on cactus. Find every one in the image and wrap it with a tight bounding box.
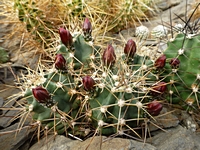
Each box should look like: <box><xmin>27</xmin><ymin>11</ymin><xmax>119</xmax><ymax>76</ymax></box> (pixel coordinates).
<box><xmin>59</xmin><ymin>27</ymin><xmax>73</xmax><ymax>48</ymax></box>
<box><xmin>170</xmin><ymin>58</ymin><xmax>180</xmax><ymax>68</ymax></box>
<box><xmin>151</xmin><ymin>82</ymin><xmax>167</xmax><ymax>96</ymax></box>
<box><xmin>32</xmin><ymin>86</ymin><xmax>51</xmax><ymax>103</ymax></box>
<box><xmin>154</xmin><ymin>54</ymin><xmax>166</xmax><ymax>69</ymax></box>
<box><xmin>147</xmin><ymin>100</ymin><xmax>163</xmax><ymax>116</ymax></box>
<box><xmin>102</xmin><ymin>44</ymin><xmax>116</xmax><ymax>66</ymax></box>
<box><xmin>83</xmin><ymin>18</ymin><xmax>92</xmax><ymax>36</ymax></box>
<box><xmin>82</xmin><ymin>76</ymin><xmax>95</xmax><ymax>91</ymax></box>
<box><xmin>124</xmin><ymin>39</ymin><xmax>136</xmax><ymax>57</ymax></box>
<box><xmin>55</xmin><ymin>54</ymin><xmax>66</xmax><ymax>70</ymax></box>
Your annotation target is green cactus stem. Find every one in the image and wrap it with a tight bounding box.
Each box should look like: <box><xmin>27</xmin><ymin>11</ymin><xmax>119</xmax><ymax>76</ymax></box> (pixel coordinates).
<box><xmin>162</xmin><ymin>33</ymin><xmax>200</xmax><ymax>110</ymax></box>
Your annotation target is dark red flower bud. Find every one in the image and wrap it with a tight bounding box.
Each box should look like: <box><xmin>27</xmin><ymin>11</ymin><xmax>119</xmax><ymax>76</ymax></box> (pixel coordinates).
<box><xmin>32</xmin><ymin>86</ymin><xmax>51</xmax><ymax>103</ymax></box>
<box><xmin>83</xmin><ymin>18</ymin><xmax>92</xmax><ymax>39</ymax></box>
<box><xmin>154</xmin><ymin>54</ymin><xmax>166</xmax><ymax>69</ymax></box>
<box><xmin>151</xmin><ymin>82</ymin><xmax>167</xmax><ymax>96</ymax></box>
<box><xmin>170</xmin><ymin>58</ymin><xmax>180</xmax><ymax>68</ymax></box>
<box><xmin>124</xmin><ymin>39</ymin><xmax>137</xmax><ymax>57</ymax></box>
<box><xmin>102</xmin><ymin>44</ymin><xmax>116</xmax><ymax>66</ymax></box>
<box><xmin>147</xmin><ymin>100</ymin><xmax>163</xmax><ymax>116</ymax></box>
<box><xmin>55</xmin><ymin>54</ymin><xmax>66</xmax><ymax>70</ymax></box>
<box><xmin>59</xmin><ymin>27</ymin><xmax>73</xmax><ymax>48</ymax></box>
<box><xmin>82</xmin><ymin>76</ymin><xmax>95</xmax><ymax>91</ymax></box>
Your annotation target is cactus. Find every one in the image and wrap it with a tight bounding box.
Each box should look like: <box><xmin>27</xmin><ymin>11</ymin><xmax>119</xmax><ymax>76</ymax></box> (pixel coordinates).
<box><xmin>18</xmin><ymin>2</ymin><xmax>200</xmax><ymax>138</ymax></box>
<box><xmin>13</xmin><ymin>0</ymin><xmax>155</xmax><ymax>47</ymax></box>
<box><xmin>0</xmin><ymin>47</ymin><xmax>9</xmax><ymax>63</ymax></box>
<box><xmin>13</xmin><ymin>0</ymin><xmax>87</xmax><ymax>48</ymax></box>
<box><xmin>23</xmin><ymin>26</ymin><xmax>99</xmax><ymax>136</ymax></box>
<box><xmin>160</xmin><ymin>33</ymin><xmax>200</xmax><ymax>111</ymax></box>
<box><xmin>6</xmin><ymin>1</ymin><xmax>199</xmax><ymax>143</ymax></box>
<box><xmin>152</xmin><ymin>2</ymin><xmax>200</xmax><ymax>111</ymax></box>
<box><xmin>14</xmin><ymin>0</ymin><xmax>57</xmax><ymax>47</ymax></box>
<box><xmin>25</xmin><ymin>71</ymin><xmax>91</xmax><ymax>135</ymax></box>
<box><xmin>21</xmin><ymin>18</ymin><xmax>165</xmax><ymax>139</ymax></box>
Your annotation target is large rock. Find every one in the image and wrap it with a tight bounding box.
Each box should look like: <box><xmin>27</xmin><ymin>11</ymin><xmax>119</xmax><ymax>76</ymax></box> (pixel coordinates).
<box><xmin>0</xmin><ymin>122</ymin><xmax>34</xmax><ymax>150</ymax></box>
<box><xmin>30</xmin><ymin>135</ymin><xmax>157</xmax><ymax>150</ymax></box>
<box><xmin>155</xmin><ymin>0</ymin><xmax>182</xmax><ymax>10</ymax></box>
<box><xmin>142</xmin><ymin>0</ymin><xmax>196</xmax><ymax>33</ymax></box>
<box><xmin>0</xmin><ymin>2</ymin><xmax>41</xmax><ymax>70</ymax></box>
<box><xmin>150</xmin><ymin>125</ymin><xmax>200</xmax><ymax>150</ymax></box>
<box><xmin>0</xmin><ymin>84</ymin><xmax>21</xmax><ymax>128</ymax></box>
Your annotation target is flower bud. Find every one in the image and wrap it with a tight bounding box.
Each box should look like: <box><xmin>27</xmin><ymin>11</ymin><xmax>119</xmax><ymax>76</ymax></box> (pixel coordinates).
<box><xmin>154</xmin><ymin>54</ymin><xmax>166</xmax><ymax>69</ymax></box>
<box><xmin>83</xmin><ymin>18</ymin><xmax>92</xmax><ymax>40</ymax></box>
<box><xmin>102</xmin><ymin>44</ymin><xmax>116</xmax><ymax>66</ymax></box>
<box><xmin>124</xmin><ymin>39</ymin><xmax>136</xmax><ymax>58</ymax></box>
<box><xmin>32</xmin><ymin>86</ymin><xmax>51</xmax><ymax>103</ymax></box>
<box><xmin>82</xmin><ymin>76</ymin><xmax>95</xmax><ymax>91</ymax></box>
<box><xmin>59</xmin><ymin>27</ymin><xmax>73</xmax><ymax>48</ymax></box>
<box><xmin>170</xmin><ymin>58</ymin><xmax>180</xmax><ymax>69</ymax></box>
<box><xmin>151</xmin><ymin>82</ymin><xmax>167</xmax><ymax>96</ymax></box>
<box><xmin>147</xmin><ymin>100</ymin><xmax>163</xmax><ymax>116</ymax></box>
<box><xmin>55</xmin><ymin>54</ymin><xmax>66</xmax><ymax>70</ymax></box>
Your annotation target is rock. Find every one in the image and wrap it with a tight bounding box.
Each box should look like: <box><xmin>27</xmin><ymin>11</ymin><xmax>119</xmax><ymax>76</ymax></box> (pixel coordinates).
<box><xmin>119</xmin><ymin>28</ymin><xmax>135</xmax><ymax>40</ymax></box>
<box><xmin>0</xmin><ymin>97</ymin><xmax>3</xmax><ymax>107</ymax></box>
<box><xmin>0</xmin><ymin>122</ymin><xmax>35</xmax><ymax>150</ymax></box>
<box><xmin>148</xmin><ymin>107</ymin><xmax>180</xmax><ymax>131</ymax></box>
<box><xmin>0</xmin><ymin>84</ymin><xmax>20</xmax><ymax>113</ymax></box>
<box><xmin>10</xmin><ymin>49</ymin><xmax>40</xmax><ymax>69</ymax></box>
<box><xmin>180</xmin><ymin>111</ymin><xmax>198</xmax><ymax>132</ymax></box>
<box><xmin>155</xmin><ymin>0</ymin><xmax>182</xmax><ymax>11</ymax></box>
<box><xmin>30</xmin><ymin>135</ymin><xmax>157</xmax><ymax>150</ymax></box>
<box><xmin>73</xmin><ymin>136</ymin><xmax>156</xmax><ymax>150</ymax></box>
<box><xmin>0</xmin><ymin>78</ymin><xmax>19</xmax><ymax>93</ymax></box>
<box><xmin>141</xmin><ymin>0</ymin><xmax>196</xmax><ymax>34</ymax></box>
<box><xmin>29</xmin><ymin>135</ymin><xmax>76</xmax><ymax>150</ymax></box>
<box><xmin>18</xmin><ymin>141</ymin><xmax>31</xmax><ymax>150</ymax></box>
<box><xmin>0</xmin><ymin>97</ymin><xmax>3</xmax><ymax>115</ymax></box>
<box><xmin>0</xmin><ymin>83</ymin><xmax>21</xmax><ymax>128</ymax></box>
<box><xmin>157</xmin><ymin>42</ymin><xmax>167</xmax><ymax>52</ymax></box>
<box><xmin>0</xmin><ymin>108</ymin><xmax>20</xmax><ymax>128</ymax></box>
<box><xmin>150</xmin><ymin>125</ymin><xmax>200</xmax><ymax>150</ymax></box>
<box><xmin>0</xmin><ymin>4</ymin><xmax>41</xmax><ymax>70</ymax></box>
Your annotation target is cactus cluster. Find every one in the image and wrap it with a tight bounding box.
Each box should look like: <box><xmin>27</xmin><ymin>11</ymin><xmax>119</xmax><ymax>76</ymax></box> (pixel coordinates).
<box><xmin>11</xmin><ymin>0</ymin><xmax>64</xmax><ymax>47</ymax></box>
<box><xmin>151</xmin><ymin>2</ymin><xmax>200</xmax><ymax>112</ymax></box>
<box><xmin>13</xmin><ymin>0</ymin><xmax>155</xmax><ymax>47</ymax></box>
<box><xmin>22</xmin><ymin>18</ymin><xmax>165</xmax><ymax>138</ymax></box>
<box><xmin>14</xmin><ymin>0</ymin><xmax>55</xmax><ymax>47</ymax></box>
<box><xmin>19</xmin><ymin>2</ymin><xmax>200</xmax><ymax>138</ymax></box>
<box><xmin>161</xmin><ymin>33</ymin><xmax>200</xmax><ymax>111</ymax></box>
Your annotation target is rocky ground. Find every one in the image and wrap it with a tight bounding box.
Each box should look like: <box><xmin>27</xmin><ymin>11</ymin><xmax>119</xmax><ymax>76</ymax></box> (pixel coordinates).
<box><xmin>0</xmin><ymin>0</ymin><xmax>200</xmax><ymax>150</ymax></box>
